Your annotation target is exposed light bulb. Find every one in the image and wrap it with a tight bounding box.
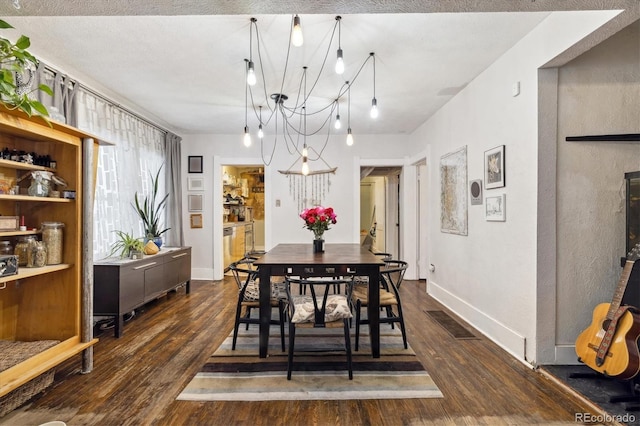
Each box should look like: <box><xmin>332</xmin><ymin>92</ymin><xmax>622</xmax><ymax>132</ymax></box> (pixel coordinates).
<box><xmin>335</xmin><ymin>48</ymin><xmax>344</xmax><ymax>75</ymax></box>
<box><xmin>301</xmin><ymin>158</ymin><xmax>309</xmax><ymax>175</ymax></box>
<box><xmin>370</xmin><ymin>98</ymin><xmax>379</xmax><ymax>119</ymax></box>
<box><xmin>346</xmin><ymin>128</ymin><xmax>354</xmax><ymax>146</ymax></box>
<box><xmin>302</xmin><ymin>146</ymin><xmax>309</xmax><ymax>157</ymax></box>
<box><xmin>247</xmin><ymin>61</ymin><xmax>257</xmax><ymax>86</ymax></box>
<box><xmin>243</xmin><ymin>126</ymin><xmax>252</xmax><ymax>147</ymax></box>
<box><xmin>334</xmin><ymin>114</ymin><xmax>341</xmax><ymax>130</ymax></box>
<box><xmin>292</xmin><ymin>15</ymin><xmax>304</xmax><ymax>47</ymax></box>
<box><xmin>258</xmin><ymin>124</ymin><xmax>264</xmax><ymax>139</ymax></box>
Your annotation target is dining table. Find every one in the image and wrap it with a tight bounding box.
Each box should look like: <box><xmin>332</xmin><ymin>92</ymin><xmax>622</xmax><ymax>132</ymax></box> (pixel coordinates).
<box><xmin>253</xmin><ymin>243</ymin><xmax>386</xmax><ymax>358</ymax></box>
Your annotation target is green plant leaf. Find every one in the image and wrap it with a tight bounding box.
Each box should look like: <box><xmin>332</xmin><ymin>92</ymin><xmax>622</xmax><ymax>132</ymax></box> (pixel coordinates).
<box><xmin>0</xmin><ymin>20</ymin><xmax>13</xmax><ymax>30</ymax></box>
<box><xmin>14</xmin><ymin>35</ymin><xmax>30</xmax><ymax>50</ymax></box>
<box><xmin>30</xmin><ymin>100</ymin><xmax>49</xmax><ymax>116</ymax></box>
<box><xmin>37</xmin><ymin>83</ymin><xmax>53</xmax><ymax>96</ymax></box>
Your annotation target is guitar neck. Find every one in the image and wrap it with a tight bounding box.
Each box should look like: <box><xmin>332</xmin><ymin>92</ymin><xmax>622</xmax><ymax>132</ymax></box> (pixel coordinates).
<box><xmin>606</xmin><ymin>260</ymin><xmax>635</xmax><ymax>320</ymax></box>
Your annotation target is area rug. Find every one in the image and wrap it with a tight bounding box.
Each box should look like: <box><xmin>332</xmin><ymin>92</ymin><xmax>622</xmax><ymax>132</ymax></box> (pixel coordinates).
<box><xmin>178</xmin><ymin>319</ymin><xmax>443</xmax><ymax>401</ymax></box>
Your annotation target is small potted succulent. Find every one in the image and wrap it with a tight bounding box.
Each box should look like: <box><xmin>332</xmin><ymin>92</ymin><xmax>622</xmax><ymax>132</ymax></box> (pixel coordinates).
<box><xmin>108</xmin><ymin>230</ymin><xmax>145</xmax><ymax>259</ymax></box>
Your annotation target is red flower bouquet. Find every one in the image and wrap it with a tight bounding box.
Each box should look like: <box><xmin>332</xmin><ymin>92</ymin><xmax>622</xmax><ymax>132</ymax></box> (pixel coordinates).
<box><xmin>300</xmin><ymin>206</ymin><xmax>337</xmax><ymax>240</ymax></box>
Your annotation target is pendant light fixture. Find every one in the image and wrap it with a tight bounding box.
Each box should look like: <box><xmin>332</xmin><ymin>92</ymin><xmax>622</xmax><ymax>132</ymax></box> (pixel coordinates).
<box><xmin>334</xmin><ymin>100</ymin><xmax>342</xmax><ymax>130</ymax></box>
<box><xmin>243</xmin><ymin>15</ymin><xmax>377</xmax><ymax>177</ymax></box>
<box><xmin>346</xmin><ymin>83</ymin><xmax>354</xmax><ymax>146</ymax></box>
<box><xmin>370</xmin><ymin>52</ymin><xmax>378</xmax><ymax>119</ymax></box>
<box><xmin>335</xmin><ymin>16</ymin><xmax>344</xmax><ymax>75</ymax></box>
<box><xmin>257</xmin><ymin>106</ymin><xmax>264</xmax><ymax>139</ymax></box>
<box><xmin>247</xmin><ymin>18</ymin><xmax>257</xmax><ymax>86</ymax></box>
<box><xmin>243</xmin><ymin>59</ymin><xmax>252</xmax><ymax>147</ymax></box>
<box><xmin>292</xmin><ymin>15</ymin><xmax>303</xmax><ymax>47</ymax></box>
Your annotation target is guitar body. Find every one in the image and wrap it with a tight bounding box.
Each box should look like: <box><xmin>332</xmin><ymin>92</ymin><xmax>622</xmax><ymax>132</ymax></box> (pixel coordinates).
<box><xmin>575</xmin><ymin>302</ymin><xmax>640</xmax><ymax>380</ymax></box>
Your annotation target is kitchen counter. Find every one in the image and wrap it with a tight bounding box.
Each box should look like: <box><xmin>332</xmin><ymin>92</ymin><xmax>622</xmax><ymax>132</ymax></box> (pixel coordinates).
<box><xmin>223</xmin><ymin>221</ymin><xmax>253</xmax><ymax>228</ymax></box>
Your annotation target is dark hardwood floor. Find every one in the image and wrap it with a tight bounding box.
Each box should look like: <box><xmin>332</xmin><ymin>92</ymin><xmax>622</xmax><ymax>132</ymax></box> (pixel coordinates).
<box><xmin>2</xmin><ymin>278</ymin><xmax>603</xmax><ymax>425</ymax></box>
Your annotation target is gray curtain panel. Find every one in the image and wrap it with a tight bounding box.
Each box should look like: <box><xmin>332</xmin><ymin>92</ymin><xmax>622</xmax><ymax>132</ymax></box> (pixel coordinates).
<box><xmin>34</xmin><ymin>62</ymin><xmax>79</xmax><ymax>126</ymax></box>
<box><xmin>165</xmin><ymin>132</ymin><xmax>184</xmax><ymax>246</ymax></box>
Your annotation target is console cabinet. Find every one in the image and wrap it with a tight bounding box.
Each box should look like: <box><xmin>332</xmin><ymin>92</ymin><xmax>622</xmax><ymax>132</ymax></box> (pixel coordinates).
<box><xmin>93</xmin><ymin>247</ymin><xmax>191</xmax><ymax>337</ymax></box>
<box><xmin>0</xmin><ymin>107</ymin><xmax>101</xmax><ymax>402</ymax></box>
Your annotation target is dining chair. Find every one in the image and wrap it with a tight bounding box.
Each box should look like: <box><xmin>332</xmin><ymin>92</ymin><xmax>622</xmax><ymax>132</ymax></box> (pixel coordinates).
<box><xmin>284</xmin><ymin>276</ymin><xmax>355</xmax><ymax>380</ymax></box>
<box><xmin>229</xmin><ymin>256</ymin><xmax>287</xmax><ymax>352</ymax></box>
<box><xmin>351</xmin><ymin>259</ymin><xmax>409</xmax><ymax>351</ymax></box>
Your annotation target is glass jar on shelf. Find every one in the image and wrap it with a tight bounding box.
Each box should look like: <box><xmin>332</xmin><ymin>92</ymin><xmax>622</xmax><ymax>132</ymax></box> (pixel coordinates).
<box><xmin>27</xmin><ymin>171</ymin><xmax>52</xmax><ymax>197</ymax></box>
<box><xmin>14</xmin><ymin>235</ymin><xmax>36</xmax><ymax>266</ymax></box>
<box><xmin>27</xmin><ymin>240</ymin><xmax>47</xmax><ymax>268</ymax></box>
<box><xmin>0</xmin><ymin>240</ymin><xmax>13</xmax><ymax>255</ymax></box>
<box><xmin>41</xmin><ymin>221</ymin><xmax>64</xmax><ymax>265</ymax></box>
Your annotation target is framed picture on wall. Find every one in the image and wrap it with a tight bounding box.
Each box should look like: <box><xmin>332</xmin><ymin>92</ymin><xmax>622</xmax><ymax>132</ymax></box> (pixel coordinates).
<box><xmin>188</xmin><ymin>156</ymin><xmax>203</xmax><ymax>173</ymax></box>
<box><xmin>485</xmin><ymin>194</ymin><xmax>506</xmax><ymax>221</ymax></box>
<box><xmin>190</xmin><ymin>214</ymin><xmax>203</xmax><ymax>228</ymax></box>
<box><xmin>484</xmin><ymin>145</ymin><xmax>505</xmax><ymax>189</ymax></box>
<box><xmin>188</xmin><ymin>194</ymin><xmax>203</xmax><ymax>212</ymax></box>
<box><xmin>187</xmin><ymin>177</ymin><xmax>204</xmax><ymax>191</ymax></box>
<box><xmin>469</xmin><ymin>179</ymin><xmax>483</xmax><ymax>205</ymax></box>
<box><xmin>440</xmin><ymin>146</ymin><xmax>468</xmax><ymax>235</ymax></box>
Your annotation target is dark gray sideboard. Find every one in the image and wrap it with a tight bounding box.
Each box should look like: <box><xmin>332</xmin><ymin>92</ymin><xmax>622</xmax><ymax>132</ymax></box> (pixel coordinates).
<box><xmin>93</xmin><ymin>247</ymin><xmax>191</xmax><ymax>337</ymax></box>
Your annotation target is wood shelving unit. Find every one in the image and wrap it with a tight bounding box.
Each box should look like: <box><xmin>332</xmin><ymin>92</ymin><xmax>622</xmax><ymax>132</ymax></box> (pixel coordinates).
<box><xmin>0</xmin><ymin>107</ymin><xmax>103</xmax><ymax>401</ymax></box>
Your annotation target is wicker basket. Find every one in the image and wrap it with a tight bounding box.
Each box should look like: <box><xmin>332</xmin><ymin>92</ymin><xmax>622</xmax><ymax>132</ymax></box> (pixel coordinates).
<box><xmin>0</xmin><ymin>339</ymin><xmax>60</xmax><ymax>417</ymax></box>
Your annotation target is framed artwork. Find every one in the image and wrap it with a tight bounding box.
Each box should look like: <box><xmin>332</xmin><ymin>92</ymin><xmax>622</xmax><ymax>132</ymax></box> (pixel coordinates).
<box><xmin>484</xmin><ymin>145</ymin><xmax>505</xmax><ymax>189</ymax></box>
<box><xmin>187</xmin><ymin>177</ymin><xmax>204</xmax><ymax>191</ymax></box>
<box><xmin>188</xmin><ymin>194</ymin><xmax>203</xmax><ymax>212</ymax></box>
<box><xmin>188</xmin><ymin>156</ymin><xmax>203</xmax><ymax>173</ymax></box>
<box><xmin>470</xmin><ymin>179</ymin><xmax>483</xmax><ymax>205</ymax></box>
<box><xmin>190</xmin><ymin>213</ymin><xmax>203</xmax><ymax>228</ymax></box>
<box><xmin>440</xmin><ymin>146</ymin><xmax>468</xmax><ymax>235</ymax></box>
<box><xmin>485</xmin><ymin>194</ymin><xmax>506</xmax><ymax>221</ymax></box>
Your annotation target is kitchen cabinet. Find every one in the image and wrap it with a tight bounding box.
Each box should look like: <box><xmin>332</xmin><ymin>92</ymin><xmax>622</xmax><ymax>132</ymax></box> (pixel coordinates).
<box><xmin>223</xmin><ymin>223</ymin><xmax>256</xmax><ymax>269</ymax></box>
<box><xmin>93</xmin><ymin>247</ymin><xmax>191</xmax><ymax>337</ymax></box>
<box><xmin>0</xmin><ymin>107</ymin><xmax>102</xmax><ymax>406</ymax></box>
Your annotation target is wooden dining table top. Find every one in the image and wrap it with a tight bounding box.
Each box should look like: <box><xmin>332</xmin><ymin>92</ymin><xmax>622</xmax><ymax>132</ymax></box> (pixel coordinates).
<box><xmin>253</xmin><ymin>243</ymin><xmax>385</xmax><ymax>267</ymax></box>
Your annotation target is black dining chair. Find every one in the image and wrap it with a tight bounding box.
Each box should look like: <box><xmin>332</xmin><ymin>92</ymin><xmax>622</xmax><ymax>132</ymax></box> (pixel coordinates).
<box><xmin>229</xmin><ymin>256</ymin><xmax>287</xmax><ymax>352</ymax></box>
<box><xmin>350</xmin><ymin>259</ymin><xmax>409</xmax><ymax>351</ymax></box>
<box><xmin>284</xmin><ymin>276</ymin><xmax>355</xmax><ymax>380</ymax></box>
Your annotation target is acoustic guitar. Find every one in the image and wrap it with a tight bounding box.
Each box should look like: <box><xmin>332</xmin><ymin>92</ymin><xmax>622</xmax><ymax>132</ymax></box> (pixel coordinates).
<box><xmin>575</xmin><ymin>245</ymin><xmax>640</xmax><ymax>380</ymax></box>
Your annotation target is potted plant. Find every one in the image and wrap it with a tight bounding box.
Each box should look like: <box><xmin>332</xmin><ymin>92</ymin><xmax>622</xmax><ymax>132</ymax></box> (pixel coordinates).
<box><xmin>108</xmin><ymin>230</ymin><xmax>145</xmax><ymax>259</ymax></box>
<box><xmin>0</xmin><ymin>20</ymin><xmax>52</xmax><ymax>118</ymax></box>
<box><xmin>134</xmin><ymin>165</ymin><xmax>170</xmax><ymax>249</ymax></box>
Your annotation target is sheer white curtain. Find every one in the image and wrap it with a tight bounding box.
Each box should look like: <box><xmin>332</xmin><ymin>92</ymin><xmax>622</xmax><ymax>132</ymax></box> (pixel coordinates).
<box><xmin>75</xmin><ymin>89</ymin><xmax>166</xmax><ymax>259</ymax></box>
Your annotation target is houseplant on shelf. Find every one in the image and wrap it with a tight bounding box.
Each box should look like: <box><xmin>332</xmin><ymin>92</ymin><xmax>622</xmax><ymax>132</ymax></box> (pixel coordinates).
<box><xmin>0</xmin><ymin>19</ymin><xmax>52</xmax><ymax>119</ymax></box>
<box><xmin>108</xmin><ymin>230</ymin><xmax>145</xmax><ymax>259</ymax></box>
<box><xmin>134</xmin><ymin>165</ymin><xmax>170</xmax><ymax>249</ymax></box>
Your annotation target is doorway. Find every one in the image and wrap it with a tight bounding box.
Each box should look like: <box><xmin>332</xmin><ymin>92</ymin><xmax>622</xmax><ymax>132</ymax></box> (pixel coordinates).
<box><xmin>359</xmin><ymin>167</ymin><xmax>402</xmax><ymax>258</ymax></box>
<box><xmin>221</xmin><ymin>164</ymin><xmax>265</xmax><ymax>270</ymax></box>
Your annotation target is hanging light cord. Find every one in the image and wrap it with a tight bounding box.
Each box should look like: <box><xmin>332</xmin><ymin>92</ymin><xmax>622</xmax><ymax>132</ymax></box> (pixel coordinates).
<box><xmin>244</xmin><ymin>16</ymin><xmax>377</xmax><ymax>167</ymax></box>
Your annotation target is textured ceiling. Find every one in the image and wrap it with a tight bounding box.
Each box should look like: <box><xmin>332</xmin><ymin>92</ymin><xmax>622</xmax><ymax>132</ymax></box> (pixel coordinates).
<box><xmin>0</xmin><ymin>1</ymin><xmax>635</xmax><ymax>135</ymax></box>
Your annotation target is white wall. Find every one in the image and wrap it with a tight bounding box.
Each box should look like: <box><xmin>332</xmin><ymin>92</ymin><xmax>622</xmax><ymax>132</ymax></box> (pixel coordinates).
<box><xmin>406</xmin><ymin>11</ymin><xmax>621</xmax><ymax>363</ymax></box>
<box><xmin>182</xmin><ymin>133</ymin><xmax>412</xmax><ymax>280</ymax></box>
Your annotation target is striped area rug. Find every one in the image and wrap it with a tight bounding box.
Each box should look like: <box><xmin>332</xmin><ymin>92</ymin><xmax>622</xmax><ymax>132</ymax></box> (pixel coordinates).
<box><xmin>178</xmin><ymin>321</ymin><xmax>443</xmax><ymax>401</ymax></box>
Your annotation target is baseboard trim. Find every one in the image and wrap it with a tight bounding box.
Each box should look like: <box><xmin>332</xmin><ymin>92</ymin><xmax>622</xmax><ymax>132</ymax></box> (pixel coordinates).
<box><xmin>555</xmin><ymin>345</ymin><xmax>582</xmax><ymax>365</ymax></box>
<box><xmin>428</xmin><ymin>280</ymin><xmax>528</xmax><ymax>364</ymax></box>
<box><xmin>192</xmin><ymin>268</ymin><xmax>214</xmax><ymax>281</ymax></box>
